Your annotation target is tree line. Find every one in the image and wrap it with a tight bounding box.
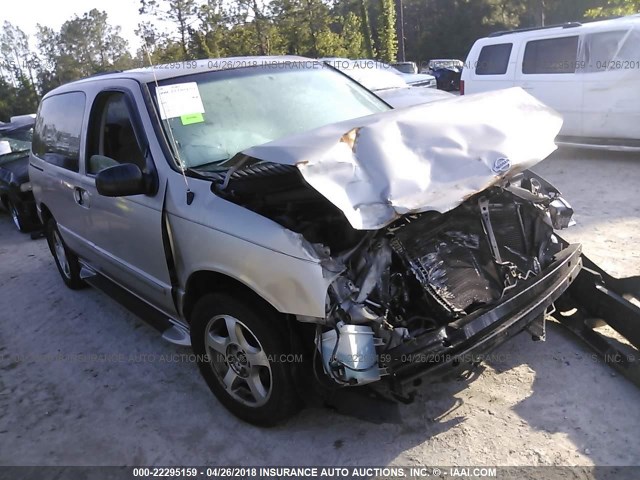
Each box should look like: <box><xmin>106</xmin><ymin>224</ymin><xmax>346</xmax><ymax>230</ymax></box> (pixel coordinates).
<box><xmin>1</xmin><ymin>0</ymin><xmax>638</xmax><ymax>120</ymax></box>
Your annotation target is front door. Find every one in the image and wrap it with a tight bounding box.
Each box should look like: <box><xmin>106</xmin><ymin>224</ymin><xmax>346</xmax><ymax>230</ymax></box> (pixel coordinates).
<box><xmin>77</xmin><ymin>85</ymin><xmax>176</xmax><ymax>316</ymax></box>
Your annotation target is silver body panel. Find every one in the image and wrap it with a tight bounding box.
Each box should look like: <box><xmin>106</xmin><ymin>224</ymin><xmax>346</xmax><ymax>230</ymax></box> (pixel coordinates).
<box><xmin>30</xmin><ymin>67</ymin><xmax>334</xmax><ymax>322</ymax></box>
<box><xmin>163</xmin><ymin>173</ymin><xmax>332</xmax><ymax>318</ymax></box>
<box><xmin>29</xmin><ymin>60</ymin><xmax>563</xmax><ymax>327</ymax></box>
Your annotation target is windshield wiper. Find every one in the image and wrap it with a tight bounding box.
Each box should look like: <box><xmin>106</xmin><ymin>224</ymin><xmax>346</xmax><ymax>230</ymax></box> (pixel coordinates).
<box><xmin>189</xmin><ymin>160</ymin><xmax>229</xmax><ymax>171</ymax></box>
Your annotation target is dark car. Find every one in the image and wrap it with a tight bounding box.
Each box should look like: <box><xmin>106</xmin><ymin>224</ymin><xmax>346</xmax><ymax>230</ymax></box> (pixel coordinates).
<box><xmin>0</xmin><ymin>118</ymin><xmax>40</xmax><ymax>232</ymax></box>
<box><xmin>425</xmin><ymin>59</ymin><xmax>464</xmax><ymax>91</ymax></box>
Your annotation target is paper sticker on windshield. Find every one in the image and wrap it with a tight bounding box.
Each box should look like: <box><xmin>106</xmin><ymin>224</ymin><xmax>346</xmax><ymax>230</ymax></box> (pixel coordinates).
<box><xmin>156</xmin><ymin>82</ymin><xmax>205</xmax><ymax>120</ymax></box>
<box><xmin>181</xmin><ymin>113</ymin><xmax>204</xmax><ymax>125</ymax></box>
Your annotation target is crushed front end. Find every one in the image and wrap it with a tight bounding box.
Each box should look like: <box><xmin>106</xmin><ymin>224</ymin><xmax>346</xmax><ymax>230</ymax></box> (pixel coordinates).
<box><xmin>207</xmin><ymin>87</ymin><xmax>583</xmax><ymax>398</ymax></box>
<box><xmin>317</xmin><ymin>171</ymin><xmax>581</xmax><ymax>397</ymax></box>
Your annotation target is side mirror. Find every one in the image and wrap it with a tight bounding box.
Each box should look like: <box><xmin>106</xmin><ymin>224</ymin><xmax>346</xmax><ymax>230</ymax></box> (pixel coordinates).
<box><xmin>96</xmin><ymin>163</ymin><xmax>148</xmax><ymax>197</ymax></box>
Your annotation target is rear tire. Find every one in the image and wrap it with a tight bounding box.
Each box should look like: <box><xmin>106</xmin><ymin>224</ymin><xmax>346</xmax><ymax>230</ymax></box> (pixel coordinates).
<box><xmin>45</xmin><ymin>218</ymin><xmax>85</xmax><ymax>290</ymax></box>
<box><xmin>191</xmin><ymin>293</ymin><xmax>301</xmax><ymax>426</ymax></box>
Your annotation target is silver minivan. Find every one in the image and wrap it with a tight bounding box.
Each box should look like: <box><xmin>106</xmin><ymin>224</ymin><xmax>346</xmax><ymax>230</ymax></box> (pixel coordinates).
<box><xmin>30</xmin><ymin>57</ymin><xmax>582</xmax><ymax>425</ymax></box>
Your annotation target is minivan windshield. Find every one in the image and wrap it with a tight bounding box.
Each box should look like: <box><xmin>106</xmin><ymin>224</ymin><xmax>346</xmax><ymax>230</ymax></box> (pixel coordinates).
<box><xmin>151</xmin><ymin>63</ymin><xmax>390</xmax><ymax>169</ymax></box>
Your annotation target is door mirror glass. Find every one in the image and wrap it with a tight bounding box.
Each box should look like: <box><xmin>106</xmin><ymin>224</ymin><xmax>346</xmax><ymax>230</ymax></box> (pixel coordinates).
<box><xmin>95</xmin><ymin>162</ymin><xmax>147</xmax><ymax>197</ymax></box>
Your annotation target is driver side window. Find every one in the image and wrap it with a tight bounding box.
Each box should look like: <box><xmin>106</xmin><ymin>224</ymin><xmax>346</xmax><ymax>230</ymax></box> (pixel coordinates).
<box><xmin>87</xmin><ymin>92</ymin><xmax>146</xmax><ymax>175</ymax></box>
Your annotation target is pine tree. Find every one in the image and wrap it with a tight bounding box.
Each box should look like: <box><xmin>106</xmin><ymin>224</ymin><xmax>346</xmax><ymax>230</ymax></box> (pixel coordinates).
<box><xmin>358</xmin><ymin>0</ymin><xmax>376</xmax><ymax>58</ymax></box>
<box><xmin>378</xmin><ymin>0</ymin><xmax>398</xmax><ymax>62</ymax></box>
<box><xmin>342</xmin><ymin>12</ymin><xmax>368</xmax><ymax>58</ymax></box>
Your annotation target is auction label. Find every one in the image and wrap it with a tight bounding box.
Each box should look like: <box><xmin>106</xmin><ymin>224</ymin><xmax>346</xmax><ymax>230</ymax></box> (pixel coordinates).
<box><xmin>156</xmin><ymin>82</ymin><xmax>205</xmax><ymax>120</ymax></box>
<box><xmin>130</xmin><ymin>466</ymin><xmax>499</xmax><ymax>478</ymax></box>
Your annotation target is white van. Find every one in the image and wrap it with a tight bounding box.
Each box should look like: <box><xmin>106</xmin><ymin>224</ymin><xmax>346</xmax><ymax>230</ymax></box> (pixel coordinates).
<box><xmin>461</xmin><ymin>15</ymin><xmax>640</xmax><ymax>150</ymax></box>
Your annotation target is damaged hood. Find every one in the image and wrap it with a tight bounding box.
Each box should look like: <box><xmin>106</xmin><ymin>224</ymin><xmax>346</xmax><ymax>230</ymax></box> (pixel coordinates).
<box><xmin>241</xmin><ymin>87</ymin><xmax>563</xmax><ymax>230</ymax></box>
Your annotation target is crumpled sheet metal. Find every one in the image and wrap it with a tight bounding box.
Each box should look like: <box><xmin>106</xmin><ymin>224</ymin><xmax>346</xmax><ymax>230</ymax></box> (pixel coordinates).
<box><xmin>242</xmin><ymin>87</ymin><xmax>563</xmax><ymax>230</ymax></box>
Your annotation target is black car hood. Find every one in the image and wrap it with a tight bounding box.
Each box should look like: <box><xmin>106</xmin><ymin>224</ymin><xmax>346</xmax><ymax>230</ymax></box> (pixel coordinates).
<box><xmin>0</xmin><ymin>154</ymin><xmax>30</xmax><ymax>187</ymax></box>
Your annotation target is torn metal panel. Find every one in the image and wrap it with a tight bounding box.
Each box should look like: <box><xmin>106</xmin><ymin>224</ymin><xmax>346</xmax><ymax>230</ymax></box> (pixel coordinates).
<box><xmin>242</xmin><ymin>88</ymin><xmax>563</xmax><ymax>230</ymax></box>
<box><xmin>557</xmin><ymin>253</ymin><xmax>640</xmax><ymax>387</ymax></box>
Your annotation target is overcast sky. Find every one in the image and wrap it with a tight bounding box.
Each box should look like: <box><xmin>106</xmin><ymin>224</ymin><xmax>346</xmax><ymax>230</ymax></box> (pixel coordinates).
<box><xmin>5</xmin><ymin>0</ymin><xmax>145</xmax><ymax>51</ymax></box>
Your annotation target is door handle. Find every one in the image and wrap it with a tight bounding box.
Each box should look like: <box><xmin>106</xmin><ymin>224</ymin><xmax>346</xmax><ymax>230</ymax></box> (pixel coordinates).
<box><xmin>73</xmin><ymin>187</ymin><xmax>90</xmax><ymax>207</ymax></box>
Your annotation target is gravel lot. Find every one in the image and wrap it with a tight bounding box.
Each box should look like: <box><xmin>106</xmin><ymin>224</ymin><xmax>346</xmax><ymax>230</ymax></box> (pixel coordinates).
<box><xmin>0</xmin><ymin>148</ymin><xmax>639</xmax><ymax>467</ymax></box>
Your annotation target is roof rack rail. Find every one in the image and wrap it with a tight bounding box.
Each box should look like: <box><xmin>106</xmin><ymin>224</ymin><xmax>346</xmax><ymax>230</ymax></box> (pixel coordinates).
<box><xmin>488</xmin><ymin>22</ymin><xmax>582</xmax><ymax>37</ymax></box>
<box><xmin>86</xmin><ymin>70</ymin><xmax>123</xmax><ymax>78</ymax></box>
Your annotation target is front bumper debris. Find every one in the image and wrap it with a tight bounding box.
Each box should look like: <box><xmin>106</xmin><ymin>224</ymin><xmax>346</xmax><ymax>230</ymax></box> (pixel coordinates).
<box><xmin>384</xmin><ymin>244</ymin><xmax>583</xmax><ymax>396</ymax></box>
<box><xmin>556</xmin><ymin>254</ymin><xmax>640</xmax><ymax>387</ymax></box>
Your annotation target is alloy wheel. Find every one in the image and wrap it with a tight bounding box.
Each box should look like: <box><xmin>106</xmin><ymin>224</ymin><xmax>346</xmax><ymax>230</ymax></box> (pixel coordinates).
<box><xmin>204</xmin><ymin>314</ymin><xmax>272</xmax><ymax>407</ymax></box>
<box><xmin>52</xmin><ymin>229</ymin><xmax>71</xmax><ymax>279</ymax></box>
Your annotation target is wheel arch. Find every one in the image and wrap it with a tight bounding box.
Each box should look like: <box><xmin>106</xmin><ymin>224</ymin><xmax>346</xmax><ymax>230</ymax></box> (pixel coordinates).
<box><xmin>182</xmin><ymin>270</ymin><xmax>284</xmax><ymax>325</ymax></box>
<box><xmin>38</xmin><ymin>202</ymin><xmax>53</xmax><ymax>225</ymax></box>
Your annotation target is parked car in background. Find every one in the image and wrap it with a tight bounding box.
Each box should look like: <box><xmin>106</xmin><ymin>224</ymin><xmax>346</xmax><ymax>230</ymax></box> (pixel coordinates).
<box><xmin>30</xmin><ymin>57</ymin><xmax>580</xmax><ymax>426</ymax></box>
<box><xmin>323</xmin><ymin>58</ymin><xmax>437</xmax><ymax>88</ymax></box>
<box><xmin>394</xmin><ymin>67</ymin><xmax>437</xmax><ymax>88</ymax></box>
<box><xmin>391</xmin><ymin>61</ymin><xmax>418</xmax><ymax>74</ymax></box>
<box><xmin>0</xmin><ymin>117</ymin><xmax>40</xmax><ymax>232</ymax></box>
<box><xmin>424</xmin><ymin>59</ymin><xmax>464</xmax><ymax>91</ymax></box>
<box><xmin>322</xmin><ymin>58</ymin><xmax>453</xmax><ymax>108</ymax></box>
<box><xmin>461</xmin><ymin>14</ymin><xmax>640</xmax><ymax>150</ymax></box>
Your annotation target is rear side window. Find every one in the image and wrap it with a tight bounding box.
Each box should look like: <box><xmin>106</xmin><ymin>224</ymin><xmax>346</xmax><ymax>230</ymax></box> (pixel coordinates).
<box><xmin>617</xmin><ymin>29</ymin><xmax>640</xmax><ymax>62</ymax></box>
<box><xmin>476</xmin><ymin>43</ymin><xmax>513</xmax><ymax>75</ymax></box>
<box><xmin>583</xmin><ymin>31</ymin><xmax>626</xmax><ymax>72</ymax></box>
<box><xmin>523</xmin><ymin>36</ymin><xmax>579</xmax><ymax>74</ymax></box>
<box><xmin>32</xmin><ymin>92</ymin><xmax>86</xmax><ymax>172</ymax></box>
<box><xmin>583</xmin><ymin>29</ymin><xmax>639</xmax><ymax>72</ymax></box>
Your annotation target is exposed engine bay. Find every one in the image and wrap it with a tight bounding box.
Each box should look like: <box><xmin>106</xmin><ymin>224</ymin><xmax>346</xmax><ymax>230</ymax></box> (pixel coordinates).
<box><xmin>319</xmin><ymin>181</ymin><xmax>572</xmax><ymax>385</ymax></box>
<box><xmin>203</xmin><ymin>159</ymin><xmax>574</xmax><ymax>388</ymax></box>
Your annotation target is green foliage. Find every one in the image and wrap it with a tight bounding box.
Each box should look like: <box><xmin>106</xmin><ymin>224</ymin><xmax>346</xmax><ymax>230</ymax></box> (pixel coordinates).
<box><xmin>358</xmin><ymin>0</ymin><xmax>377</xmax><ymax>57</ymax></box>
<box><xmin>139</xmin><ymin>0</ymin><xmax>199</xmax><ymax>58</ymax></box>
<box><xmin>0</xmin><ymin>76</ymin><xmax>38</xmax><ymax>121</ymax></box>
<box><xmin>377</xmin><ymin>0</ymin><xmax>398</xmax><ymax>62</ymax></box>
<box><xmin>0</xmin><ymin>22</ymin><xmax>42</xmax><ymax>119</ymax></box>
<box><xmin>36</xmin><ymin>10</ymin><xmax>134</xmax><ymax>90</ymax></box>
<box><xmin>585</xmin><ymin>0</ymin><xmax>640</xmax><ymax>17</ymax></box>
<box><xmin>0</xmin><ymin>0</ymin><xmax>637</xmax><ymax>119</ymax></box>
<box><xmin>269</xmin><ymin>0</ymin><xmax>342</xmax><ymax>57</ymax></box>
<box><xmin>342</xmin><ymin>12</ymin><xmax>368</xmax><ymax>57</ymax></box>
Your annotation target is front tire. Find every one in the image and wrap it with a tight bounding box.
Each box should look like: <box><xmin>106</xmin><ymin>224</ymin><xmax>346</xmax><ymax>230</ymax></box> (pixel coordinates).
<box><xmin>191</xmin><ymin>293</ymin><xmax>301</xmax><ymax>426</ymax></box>
<box><xmin>45</xmin><ymin>218</ymin><xmax>85</xmax><ymax>290</ymax></box>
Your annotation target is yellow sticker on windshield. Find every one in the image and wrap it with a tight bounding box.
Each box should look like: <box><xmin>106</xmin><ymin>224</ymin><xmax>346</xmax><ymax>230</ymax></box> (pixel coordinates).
<box><xmin>181</xmin><ymin>113</ymin><xmax>204</xmax><ymax>125</ymax></box>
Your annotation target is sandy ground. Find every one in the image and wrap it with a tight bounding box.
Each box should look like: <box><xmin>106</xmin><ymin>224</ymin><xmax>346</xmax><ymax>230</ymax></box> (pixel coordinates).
<box><xmin>0</xmin><ymin>148</ymin><xmax>639</xmax><ymax>468</ymax></box>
